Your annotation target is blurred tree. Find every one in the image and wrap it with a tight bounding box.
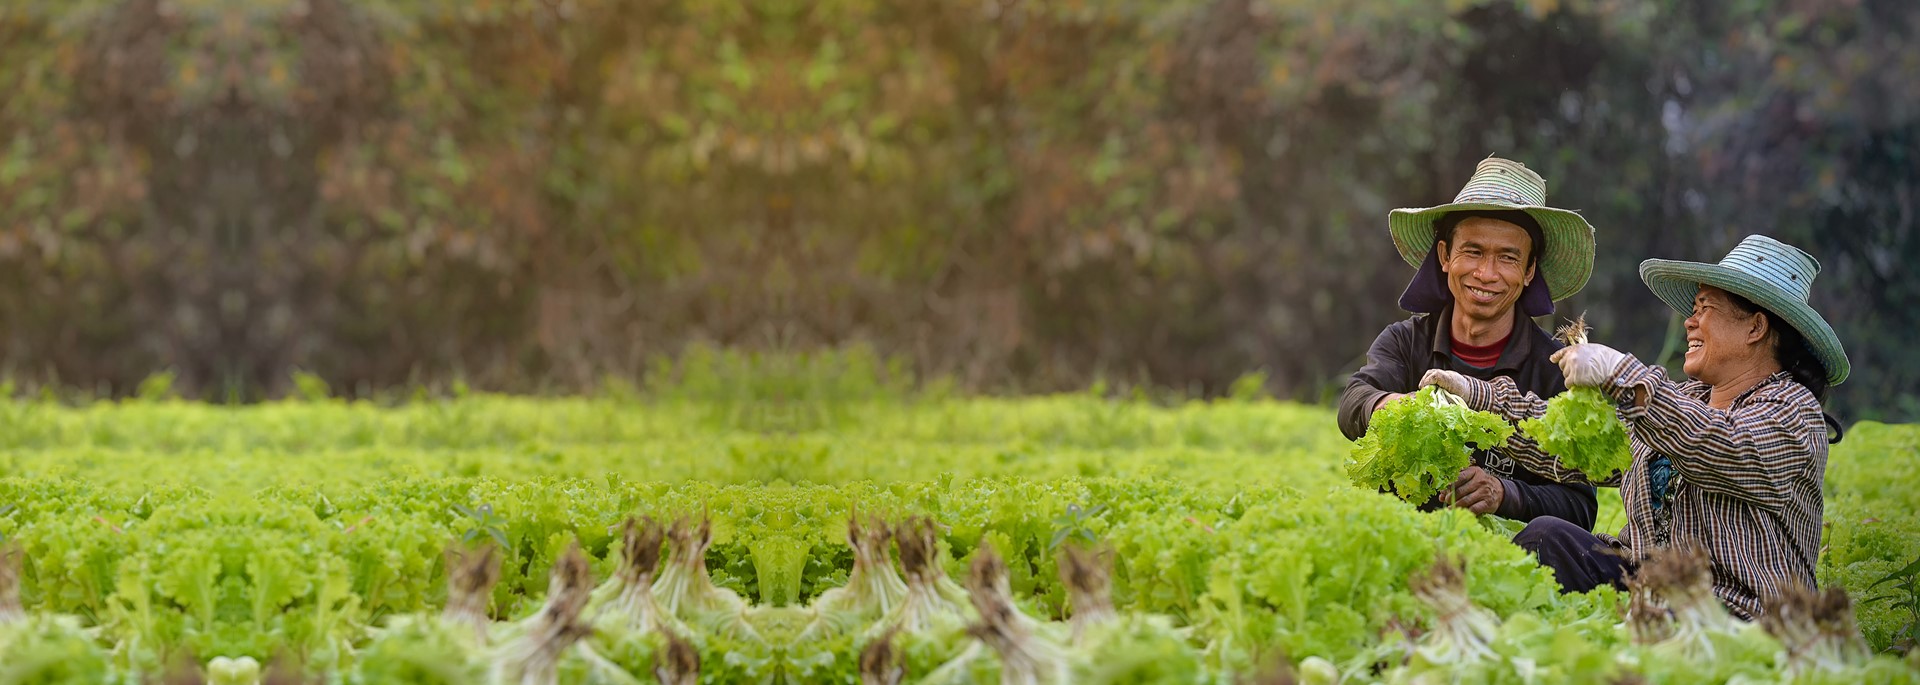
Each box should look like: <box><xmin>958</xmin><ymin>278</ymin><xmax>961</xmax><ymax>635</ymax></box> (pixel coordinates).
<box><xmin>0</xmin><ymin>0</ymin><xmax>1913</xmax><ymax>420</ymax></box>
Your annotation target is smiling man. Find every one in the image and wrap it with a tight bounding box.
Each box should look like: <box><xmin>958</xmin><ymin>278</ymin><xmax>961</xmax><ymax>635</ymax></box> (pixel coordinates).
<box><xmin>1339</xmin><ymin>157</ymin><xmax>1600</xmax><ymax>529</ymax></box>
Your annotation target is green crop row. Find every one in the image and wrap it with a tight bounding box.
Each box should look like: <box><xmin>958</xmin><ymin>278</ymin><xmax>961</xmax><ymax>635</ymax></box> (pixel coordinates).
<box><xmin>0</xmin><ymin>395</ymin><xmax>1912</xmax><ymax>682</ymax></box>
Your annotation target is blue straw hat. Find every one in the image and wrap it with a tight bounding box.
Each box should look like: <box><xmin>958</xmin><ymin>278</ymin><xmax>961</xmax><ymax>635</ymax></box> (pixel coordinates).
<box><xmin>1389</xmin><ymin>156</ymin><xmax>1596</xmax><ymax>301</ymax></box>
<box><xmin>1639</xmin><ymin>235</ymin><xmax>1849</xmax><ymax>385</ymax></box>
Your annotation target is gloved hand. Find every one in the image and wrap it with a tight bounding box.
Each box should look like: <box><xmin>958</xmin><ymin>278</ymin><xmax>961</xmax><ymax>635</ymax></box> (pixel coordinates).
<box><xmin>1549</xmin><ymin>343</ymin><xmax>1629</xmax><ymax>387</ymax></box>
<box><xmin>1419</xmin><ymin>369</ymin><xmax>1475</xmax><ymax>399</ymax></box>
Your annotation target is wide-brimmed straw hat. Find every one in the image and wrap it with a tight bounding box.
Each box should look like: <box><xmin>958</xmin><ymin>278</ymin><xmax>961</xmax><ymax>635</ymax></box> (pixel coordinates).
<box><xmin>1639</xmin><ymin>234</ymin><xmax>1848</xmax><ymax>385</ymax></box>
<box><xmin>1389</xmin><ymin>156</ymin><xmax>1596</xmax><ymax>302</ymax></box>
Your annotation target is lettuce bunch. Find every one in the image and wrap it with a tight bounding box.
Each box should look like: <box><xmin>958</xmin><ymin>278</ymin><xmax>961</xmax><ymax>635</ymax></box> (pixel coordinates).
<box><xmin>1518</xmin><ymin>388</ymin><xmax>1633</xmax><ymax>482</ymax></box>
<box><xmin>1520</xmin><ymin>314</ymin><xmax>1633</xmax><ymax>481</ymax></box>
<box><xmin>1349</xmin><ymin>386</ymin><xmax>1515</xmax><ymax>504</ymax></box>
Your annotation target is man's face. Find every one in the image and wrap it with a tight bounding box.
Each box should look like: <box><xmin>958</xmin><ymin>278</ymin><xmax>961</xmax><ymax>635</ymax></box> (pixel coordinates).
<box><xmin>1437</xmin><ymin>217</ymin><xmax>1537</xmax><ymax>325</ymax></box>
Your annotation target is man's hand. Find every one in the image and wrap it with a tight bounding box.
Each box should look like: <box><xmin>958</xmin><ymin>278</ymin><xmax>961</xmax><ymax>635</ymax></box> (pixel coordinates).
<box><xmin>1549</xmin><ymin>343</ymin><xmax>1628</xmax><ymax>387</ymax></box>
<box><xmin>1450</xmin><ymin>466</ymin><xmax>1504</xmax><ymax>515</ymax></box>
<box><xmin>1419</xmin><ymin>369</ymin><xmax>1473</xmax><ymax>399</ymax></box>
<box><xmin>1371</xmin><ymin>392</ymin><xmax>1409</xmax><ymax>413</ymax></box>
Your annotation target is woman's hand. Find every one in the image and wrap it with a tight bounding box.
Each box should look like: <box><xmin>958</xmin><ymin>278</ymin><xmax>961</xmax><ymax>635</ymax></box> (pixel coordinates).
<box><xmin>1419</xmin><ymin>369</ymin><xmax>1474</xmax><ymax>398</ymax></box>
<box><xmin>1550</xmin><ymin>343</ymin><xmax>1628</xmax><ymax>387</ymax></box>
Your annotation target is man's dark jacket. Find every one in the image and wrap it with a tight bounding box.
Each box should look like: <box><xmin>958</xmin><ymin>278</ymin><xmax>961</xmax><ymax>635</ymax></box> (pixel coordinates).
<box><xmin>1338</xmin><ymin>305</ymin><xmax>1598</xmax><ymax>530</ymax></box>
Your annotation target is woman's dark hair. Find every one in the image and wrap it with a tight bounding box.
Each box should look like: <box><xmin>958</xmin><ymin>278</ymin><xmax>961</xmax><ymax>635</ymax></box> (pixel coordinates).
<box><xmin>1723</xmin><ymin>291</ymin><xmax>1830</xmax><ymax>404</ymax></box>
<box><xmin>1433</xmin><ymin>210</ymin><xmax>1545</xmax><ymax>270</ymax></box>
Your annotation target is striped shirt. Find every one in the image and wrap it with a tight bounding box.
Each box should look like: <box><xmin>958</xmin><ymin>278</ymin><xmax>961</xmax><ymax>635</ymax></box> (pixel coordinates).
<box><xmin>1464</xmin><ymin>356</ymin><xmax>1828</xmax><ymax>619</ymax></box>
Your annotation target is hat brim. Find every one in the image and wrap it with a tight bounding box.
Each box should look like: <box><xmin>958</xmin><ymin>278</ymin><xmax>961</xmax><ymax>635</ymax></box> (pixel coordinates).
<box><xmin>1388</xmin><ymin>201</ymin><xmax>1596</xmax><ymax>301</ymax></box>
<box><xmin>1639</xmin><ymin>259</ymin><xmax>1850</xmax><ymax>385</ymax></box>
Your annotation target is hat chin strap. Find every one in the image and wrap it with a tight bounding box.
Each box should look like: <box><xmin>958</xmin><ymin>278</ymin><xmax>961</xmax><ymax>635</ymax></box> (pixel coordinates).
<box><xmin>1399</xmin><ymin>249</ymin><xmax>1555</xmax><ymax>317</ymax></box>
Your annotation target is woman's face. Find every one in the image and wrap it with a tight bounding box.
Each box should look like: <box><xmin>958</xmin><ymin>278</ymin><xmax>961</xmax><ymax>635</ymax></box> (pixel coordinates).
<box><xmin>1682</xmin><ymin>285</ymin><xmax>1767</xmax><ymax>384</ymax></box>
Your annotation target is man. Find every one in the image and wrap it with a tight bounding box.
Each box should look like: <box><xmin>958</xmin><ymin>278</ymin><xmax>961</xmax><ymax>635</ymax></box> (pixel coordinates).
<box><xmin>1338</xmin><ymin>157</ymin><xmax>1599</xmax><ymax>529</ymax></box>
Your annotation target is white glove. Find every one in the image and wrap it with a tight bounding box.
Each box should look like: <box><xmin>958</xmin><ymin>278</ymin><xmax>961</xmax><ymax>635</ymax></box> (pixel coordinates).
<box><xmin>1419</xmin><ymin>369</ymin><xmax>1475</xmax><ymax>399</ymax></box>
<box><xmin>1550</xmin><ymin>343</ymin><xmax>1629</xmax><ymax>387</ymax></box>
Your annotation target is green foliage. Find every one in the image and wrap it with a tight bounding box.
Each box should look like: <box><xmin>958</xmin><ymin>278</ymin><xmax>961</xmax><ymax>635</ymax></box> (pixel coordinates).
<box><xmin>133</xmin><ymin>372</ymin><xmax>176</xmax><ymax>403</ymax></box>
<box><xmin>450</xmin><ymin>503</ymin><xmax>511</xmax><ymax>550</ymax></box>
<box><xmin>1049</xmin><ymin>503</ymin><xmax>1108</xmax><ymax>551</ymax></box>
<box><xmin>349</xmin><ymin>615</ymin><xmax>486</xmax><ymax>684</ymax></box>
<box><xmin>0</xmin><ymin>391</ymin><xmax>1912</xmax><ymax>680</ymax></box>
<box><xmin>1348</xmin><ymin>386</ymin><xmax>1515</xmax><ymax>504</ymax></box>
<box><xmin>1817</xmin><ymin>421</ymin><xmax>1920</xmax><ymax>654</ymax></box>
<box><xmin>1863</xmin><ymin>555</ymin><xmax>1920</xmax><ymax>654</ymax></box>
<box><xmin>291</xmin><ymin>371</ymin><xmax>333</xmax><ymax>403</ymax></box>
<box><xmin>1517</xmin><ymin>387</ymin><xmax>1634</xmax><ymax>481</ymax></box>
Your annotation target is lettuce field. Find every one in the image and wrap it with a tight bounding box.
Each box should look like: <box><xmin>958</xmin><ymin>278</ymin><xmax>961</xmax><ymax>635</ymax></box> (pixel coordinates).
<box><xmin>0</xmin><ymin>384</ymin><xmax>1916</xmax><ymax>683</ymax></box>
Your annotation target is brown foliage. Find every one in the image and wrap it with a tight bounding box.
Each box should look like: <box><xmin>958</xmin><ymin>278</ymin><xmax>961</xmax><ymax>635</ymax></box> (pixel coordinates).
<box><xmin>0</xmin><ymin>1</ymin><xmax>1914</xmax><ymax>419</ymax></box>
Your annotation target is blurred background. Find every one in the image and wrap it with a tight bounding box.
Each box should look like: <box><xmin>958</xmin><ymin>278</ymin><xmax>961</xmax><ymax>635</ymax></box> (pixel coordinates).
<box><xmin>0</xmin><ymin>0</ymin><xmax>1915</xmax><ymax>420</ymax></box>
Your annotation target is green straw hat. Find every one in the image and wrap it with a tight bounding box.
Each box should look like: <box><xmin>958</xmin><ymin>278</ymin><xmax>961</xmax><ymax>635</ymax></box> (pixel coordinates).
<box><xmin>1639</xmin><ymin>234</ymin><xmax>1849</xmax><ymax>385</ymax></box>
<box><xmin>1388</xmin><ymin>156</ymin><xmax>1596</xmax><ymax>301</ymax></box>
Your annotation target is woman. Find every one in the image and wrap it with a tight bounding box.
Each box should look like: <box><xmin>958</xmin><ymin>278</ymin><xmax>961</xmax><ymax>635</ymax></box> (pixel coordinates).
<box><xmin>1419</xmin><ymin>235</ymin><xmax>1847</xmax><ymax>620</ymax></box>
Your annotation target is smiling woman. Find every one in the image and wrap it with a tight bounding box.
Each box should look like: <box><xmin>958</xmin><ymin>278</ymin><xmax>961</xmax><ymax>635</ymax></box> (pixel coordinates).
<box><xmin>1679</xmin><ymin>286</ymin><xmax>1796</xmax><ymax>407</ymax></box>
<box><xmin>1452</xmin><ymin>235</ymin><xmax>1850</xmax><ymax>622</ymax></box>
